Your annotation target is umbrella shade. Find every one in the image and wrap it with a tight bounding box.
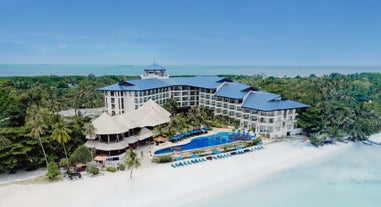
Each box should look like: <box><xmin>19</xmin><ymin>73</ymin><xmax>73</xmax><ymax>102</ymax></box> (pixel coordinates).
<box><xmin>154</xmin><ymin>136</ymin><xmax>167</xmax><ymax>142</ymax></box>
<box><xmin>191</xmin><ymin>154</ymin><xmax>199</xmax><ymax>158</ymax></box>
<box><xmin>212</xmin><ymin>150</ymin><xmax>221</xmax><ymax>154</ymax></box>
<box><xmin>175</xmin><ymin>157</ymin><xmax>184</xmax><ymax>161</ymax></box>
<box><xmin>236</xmin><ymin>146</ymin><xmax>243</xmax><ymax>150</ymax></box>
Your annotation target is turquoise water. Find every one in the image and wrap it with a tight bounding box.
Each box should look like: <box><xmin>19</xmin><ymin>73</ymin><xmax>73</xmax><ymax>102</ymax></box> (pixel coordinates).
<box><xmin>190</xmin><ymin>143</ymin><xmax>381</xmax><ymax>207</ymax></box>
<box><xmin>155</xmin><ymin>132</ymin><xmax>238</xmax><ymax>155</ymax></box>
<box><xmin>0</xmin><ymin>64</ymin><xmax>380</xmax><ymax>77</ymax></box>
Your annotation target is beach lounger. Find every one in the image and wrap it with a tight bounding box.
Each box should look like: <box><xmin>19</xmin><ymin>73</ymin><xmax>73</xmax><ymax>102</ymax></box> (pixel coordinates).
<box><xmin>171</xmin><ymin>163</ymin><xmax>177</xmax><ymax>168</ymax></box>
<box><xmin>202</xmin><ymin>157</ymin><xmax>207</xmax><ymax>162</ymax></box>
<box><xmin>187</xmin><ymin>160</ymin><xmax>192</xmax><ymax>165</ymax></box>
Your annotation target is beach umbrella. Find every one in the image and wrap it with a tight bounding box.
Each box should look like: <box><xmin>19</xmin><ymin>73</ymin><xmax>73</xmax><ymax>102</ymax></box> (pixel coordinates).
<box><xmin>236</xmin><ymin>146</ymin><xmax>243</xmax><ymax>150</ymax></box>
<box><xmin>191</xmin><ymin>154</ymin><xmax>199</xmax><ymax>158</ymax></box>
<box><xmin>153</xmin><ymin>136</ymin><xmax>167</xmax><ymax>142</ymax></box>
<box><xmin>212</xmin><ymin>149</ymin><xmax>221</xmax><ymax>154</ymax></box>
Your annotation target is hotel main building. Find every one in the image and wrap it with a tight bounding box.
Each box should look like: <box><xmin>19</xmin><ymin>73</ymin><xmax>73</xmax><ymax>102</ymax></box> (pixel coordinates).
<box><xmin>98</xmin><ymin>63</ymin><xmax>308</xmax><ymax>138</ymax></box>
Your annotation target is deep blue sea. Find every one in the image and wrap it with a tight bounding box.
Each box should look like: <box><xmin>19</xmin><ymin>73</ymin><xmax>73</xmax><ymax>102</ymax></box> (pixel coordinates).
<box><xmin>0</xmin><ymin>64</ymin><xmax>380</xmax><ymax>77</ymax></box>
<box><xmin>190</xmin><ymin>143</ymin><xmax>381</xmax><ymax>207</ymax></box>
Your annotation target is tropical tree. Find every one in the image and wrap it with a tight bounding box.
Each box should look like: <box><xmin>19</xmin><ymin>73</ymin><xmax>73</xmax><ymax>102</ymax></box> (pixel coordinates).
<box><xmin>46</xmin><ymin>161</ymin><xmax>60</xmax><ymax>179</ymax></box>
<box><xmin>69</xmin><ymin>145</ymin><xmax>92</xmax><ymax>166</ymax></box>
<box><xmin>0</xmin><ymin>134</ymin><xmax>12</xmax><ymax>147</ymax></box>
<box><xmin>26</xmin><ymin>105</ymin><xmax>49</xmax><ymax>168</ymax></box>
<box><xmin>83</xmin><ymin>122</ymin><xmax>96</xmax><ymax>139</ymax></box>
<box><xmin>51</xmin><ymin>119</ymin><xmax>72</xmax><ymax>168</ymax></box>
<box><xmin>163</xmin><ymin>98</ymin><xmax>178</xmax><ymax>115</ymax></box>
<box><xmin>125</xmin><ymin>149</ymin><xmax>141</xmax><ymax>179</ymax></box>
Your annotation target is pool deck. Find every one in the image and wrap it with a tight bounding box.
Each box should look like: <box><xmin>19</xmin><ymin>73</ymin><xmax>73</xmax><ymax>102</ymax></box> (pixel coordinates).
<box><xmin>151</xmin><ymin>127</ymin><xmax>257</xmax><ymax>157</ymax></box>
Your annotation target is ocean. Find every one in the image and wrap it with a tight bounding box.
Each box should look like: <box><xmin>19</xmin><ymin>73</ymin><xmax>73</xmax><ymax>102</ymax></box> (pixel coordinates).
<box><xmin>190</xmin><ymin>142</ymin><xmax>381</xmax><ymax>207</ymax></box>
<box><xmin>0</xmin><ymin>64</ymin><xmax>380</xmax><ymax>77</ymax></box>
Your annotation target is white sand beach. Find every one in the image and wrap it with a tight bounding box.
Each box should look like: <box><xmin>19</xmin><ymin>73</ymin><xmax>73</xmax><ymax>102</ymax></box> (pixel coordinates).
<box><xmin>0</xmin><ymin>141</ymin><xmax>351</xmax><ymax>207</ymax></box>
<box><xmin>369</xmin><ymin>132</ymin><xmax>381</xmax><ymax>143</ymax></box>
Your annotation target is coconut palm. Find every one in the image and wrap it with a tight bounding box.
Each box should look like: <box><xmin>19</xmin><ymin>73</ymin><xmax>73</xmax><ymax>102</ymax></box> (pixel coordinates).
<box><xmin>51</xmin><ymin>120</ymin><xmax>72</xmax><ymax>168</ymax></box>
<box><xmin>0</xmin><ymin>134</ymin><xmax>12</xmax><ymax>147</ymax></box>
<box><xmin>125</xmin><ymin>149</ymin><xmax>141</xmax><ymax>179</ymax></box>
<box><xmin>83</xmin><ymin>122</ymin><xmax>96</xmax><ymax>139</ymax></box>
<box><xmin>26</xmin><ymin>105</ymin><xmax>49</xmax><ymax>168</ymax></box>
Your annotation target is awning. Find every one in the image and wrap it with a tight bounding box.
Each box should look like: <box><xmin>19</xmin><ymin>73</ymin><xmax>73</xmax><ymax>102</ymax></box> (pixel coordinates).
<box><xmin>153</xmin><ymin>136</ymin><xmax>167</xmax><ymax>142</ymax></box>
<box><xmin>94</xmin><ymin>155</ymin><xmax>108</xmax><ymax>161</ymax></box>
<box><xmin>76</xmin><ymin>162</ymin><xmax>87</xmax><ymax>168</ymax></box>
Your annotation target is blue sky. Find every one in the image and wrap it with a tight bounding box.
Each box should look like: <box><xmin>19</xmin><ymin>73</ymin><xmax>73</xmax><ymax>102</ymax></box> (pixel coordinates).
<box><xmin>0</xmin><ymin>0</ymin><xmax>380</xmax><ymax>65</ymax></box>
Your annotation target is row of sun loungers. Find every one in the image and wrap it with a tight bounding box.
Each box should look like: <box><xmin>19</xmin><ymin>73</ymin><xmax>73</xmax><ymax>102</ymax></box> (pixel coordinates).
<box><xmin>170</xmin><ymin>145</ymin><xmax>264</xmax><ymax>168</ymax></box>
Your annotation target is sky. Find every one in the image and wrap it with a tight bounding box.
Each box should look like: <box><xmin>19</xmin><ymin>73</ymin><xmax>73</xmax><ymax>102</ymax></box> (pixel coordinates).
<box><xmin>0</xmin><ymin>0</ymin><xmax>380</xmax><ymax>65</ymax></box>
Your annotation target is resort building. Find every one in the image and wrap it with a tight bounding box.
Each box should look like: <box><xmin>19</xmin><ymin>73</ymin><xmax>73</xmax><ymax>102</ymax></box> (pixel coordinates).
<box><xmin>84</xmin><ymin>100</ymin><xmax>171</xmax><ymax>162</ymax></box>
<box><xmin>98</xmin><ymin>63</ymin><xmax>308</xmax><ymax>138</ymax></box>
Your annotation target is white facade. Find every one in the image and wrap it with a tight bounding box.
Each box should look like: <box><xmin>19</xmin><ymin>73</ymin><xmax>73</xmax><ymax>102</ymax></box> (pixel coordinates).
<box><xmin>103</xmin><ymin>85</ymin><xmax>300</xmax><ymax>138</ymax></box>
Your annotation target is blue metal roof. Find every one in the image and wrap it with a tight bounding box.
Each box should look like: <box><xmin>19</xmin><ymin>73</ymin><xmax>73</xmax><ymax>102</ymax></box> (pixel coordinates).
<box><xmin>163</xmin><ymin>76</ymin><xmax>229</xmax><ymax>89</ymax></box>
<box><xmin>98</xmin><ymin>78</ymin><xmax>170</xmax><ymax>91</ymax></box>
<box><xmin>98</xmin><ymin>76</ymin><xmax>228</xmax><ymax>91</ymax></box>
<box><xmin>242</xmin><ymin>91</ymin><xmax>309</xmax><ymax>111</ymax></box>
<box><xmin>214</xmin><ymin>82</ymin><xmax>253</xmax><ymax>99</ymax></box>
<box><xmin>144</xmin><ymin>63</ymin><xmax>166</xmax><ymax>71</ymax></box>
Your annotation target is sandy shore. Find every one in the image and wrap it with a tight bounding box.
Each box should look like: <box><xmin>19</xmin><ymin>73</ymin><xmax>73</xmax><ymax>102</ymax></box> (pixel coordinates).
<box><xmin>0</xmin><ymin>141</ymin><xmax>351</xmax><ymax>207</ymax></box>
<box><xmin>369</xmin><ymin>132</ymin><xmax>381</xmax><ymax>142</ymax></box>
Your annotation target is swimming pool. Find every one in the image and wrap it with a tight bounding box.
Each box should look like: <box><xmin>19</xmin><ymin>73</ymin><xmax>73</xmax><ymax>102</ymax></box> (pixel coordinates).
<box><xmin>154</xmin><ymin>132</ymin><xmax>251</xmax><ymax>155</ymax></box>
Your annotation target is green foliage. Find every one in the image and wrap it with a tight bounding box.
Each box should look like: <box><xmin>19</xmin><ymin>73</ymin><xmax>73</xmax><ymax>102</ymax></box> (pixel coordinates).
<box><xmin>245</xmin><ymin>138</ymin><xmax>262</xmax><ymax>147</ymax></box>
<box><xmin>86</xmin><ymin>166</ymin><xmax>99</xmax><ymax>175</ymax></box>
<box><xmin>118</xmin><ymin>164</ymin><xmax>126</xmax><ymax>171</ymax></box>
<box><xmin>59</xmin><ymin>158</ymin><xmax>69</xmax><ymax>168</ymax></box>
<box><xmin>46</xmin><ymin>161</ymin><xmax>60</xmax><ymax>179</ymax></box>
<box><xmin>125</xmin><ymin>149</ymin><xmax>141</xmax><ymax>178</ymax></box>
<box><xmin>152</xmin><ymin>155</ymin><xmax>173</xmax><ymax>163</ymax></box>
<box><xmin>69</xmin><ymin>145</ymin><xmax>92</xmax><ymax>165</ymax></box>
<box><xmin>106</xmin><ymin>167</ymin><xmax>117</xmax><ymax>172</ymax></box>
<box><xmin>1</xmin><ymin>72</ymin><xmax>381</xmax><ymax>172</ymax></box>
<box><xmin>225</xmin><ymin>73</ymin><xmax>381</xmax><ymax>142</ymax></box>
<box><xmin>163</xmin><ymin>98</ymin><xmax>179</xmax><ymax>115</ymax></box>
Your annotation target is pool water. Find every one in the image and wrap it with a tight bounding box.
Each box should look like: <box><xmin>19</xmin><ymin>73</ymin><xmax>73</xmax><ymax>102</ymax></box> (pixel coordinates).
<box><xmin>155</xmin><ymin>132</ymin><xmax>242</xmax><ymax>155</ymax></box>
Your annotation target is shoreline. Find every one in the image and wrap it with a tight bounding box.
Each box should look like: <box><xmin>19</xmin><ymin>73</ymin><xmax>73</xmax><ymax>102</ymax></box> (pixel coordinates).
<box><xmin>0</xmin><ymin>141</ymin><xmax>352</xmax><ymax>207</ymax></box>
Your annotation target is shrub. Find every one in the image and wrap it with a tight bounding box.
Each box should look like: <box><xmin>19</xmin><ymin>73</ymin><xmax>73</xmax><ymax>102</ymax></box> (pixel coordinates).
<box><xmin>106</xmin><ymin>167</ymin><xmax>117</xmax><ymax>172</ymax></box>
<box><xmin>245</xmin><ymin>138</ymin><xmax>262</xmax><ymax>147</ymax></box>
<box><xmin>59</xmin><ymin>158</ymin><xmax>68</xmax><ymax>168</ymax></box>
<box><xmin>87</xmin><ymin>166</ymin><xmax>99</xmax><ymax>175</ymax></box>
<box><xmin>119</xmin><ymin>164</ymin><xmax>126</xmax><ymax>171</ymax></box>
<box><xmin>46</xmin><ymin>161</ymin><xmax>60</xmax><ymax>179</ymax></box>
<box><xmin>69</xmin><ymin>146</ymin><xmax>92</xmax><ymax>166</ymax></box>
<box><xmin>152</xmin><ymin>155</ymin><xmax>173</xmax><ymax>163</ymax></box>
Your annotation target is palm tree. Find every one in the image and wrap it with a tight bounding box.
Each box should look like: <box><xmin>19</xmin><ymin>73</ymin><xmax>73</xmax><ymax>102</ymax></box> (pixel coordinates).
<box><xmin>26</xmin><ymin>105</ymin><xmax>49</xmax><ymax>168</ymax></box>
<box><xmin>83</xmin><ymin>122</ymin><xmax>96</xmax><ymax>139</ymax></box>
<box><xmin>51</xmin><ymin>120</ymin><xmax>72</xmax><ymax>168</ymax></box>
<box><xmin>0</xmin><ymin>134</ymin><xmax>12</xmax><ymax>147</ymax></box>
<box><xmin>125</xmin><ymin>149</ymin><xmax>141</xmax><ymax>179</ymax></box>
